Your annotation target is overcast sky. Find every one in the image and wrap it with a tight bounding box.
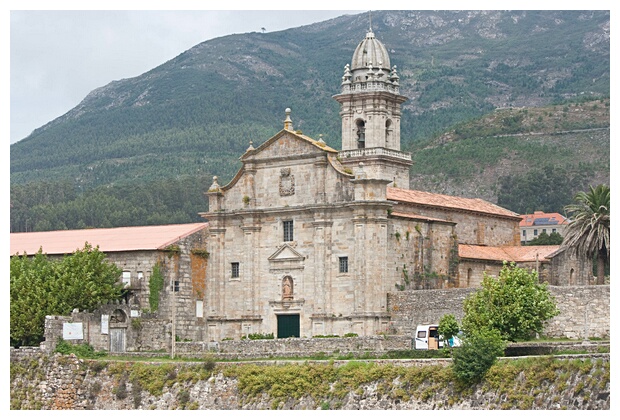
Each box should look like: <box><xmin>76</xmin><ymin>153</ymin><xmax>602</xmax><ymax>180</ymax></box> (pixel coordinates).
<box><xmin>5</xmin><ymin>1</ymin><xmax>615</xmax><ymax>146</ymax></box>
<box><xmin>8</xmin><ymin>7</ymin><xmax>368</xmax><ymax>144</ymax></box>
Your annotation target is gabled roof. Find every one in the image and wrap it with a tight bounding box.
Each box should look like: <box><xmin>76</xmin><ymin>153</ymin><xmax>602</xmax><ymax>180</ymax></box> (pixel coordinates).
<box><xmin>459</xmin><ymin>244</ymin><xmax>560</xmax><ymax>263</ymax></box>
<box><xmin>520</xmin><ymin>211</ymin><xmax>569</xmax><ymax>227</ymax></box>
<box><xmin>10</xmin><ymin>223</ymin><xmax>209</xmax><ymax>256</ymax></box>
<box><xmin>242</xmin><ymin>128</ymin><xmax>338</xmax><ymax>159</ymax></box>
<box><xmin>221</xmin><ymin>128</ymin><xmax>348</xmax><ymax>192</ymax></box>
<box><xmin>387</xmin><ymin>187</ymin><xmax>520</xmax><ymax>219</ymax></box>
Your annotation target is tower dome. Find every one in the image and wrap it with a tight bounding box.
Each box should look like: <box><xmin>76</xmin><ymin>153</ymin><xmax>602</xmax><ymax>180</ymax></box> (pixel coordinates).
<box><xmin>350</xmin><ymin>29</ymin><xmax>391</xmax><ymax>73</ymax></box>
<box><xmin>333</xmin><ymin>26</ymin><xmax>411</xmax><ymax>188</ymax></box>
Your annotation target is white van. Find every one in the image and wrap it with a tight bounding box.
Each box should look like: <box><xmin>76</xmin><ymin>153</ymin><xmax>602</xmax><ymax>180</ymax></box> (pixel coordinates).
<box><xmin>414</xmin><ymin>324</ymin><xmax>462</xmax><ymax>350</ymax></box>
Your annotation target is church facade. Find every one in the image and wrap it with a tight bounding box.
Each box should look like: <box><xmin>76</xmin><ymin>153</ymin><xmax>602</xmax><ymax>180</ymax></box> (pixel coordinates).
<box><xmin>15</xmin><ymin>29</ymin><xmax>594</xmax><ymax>351</ymax></box>
<box><xmin>199</xmin><ymin>29</ymin><xmax>535</xmax><ymax>341</ymax></box>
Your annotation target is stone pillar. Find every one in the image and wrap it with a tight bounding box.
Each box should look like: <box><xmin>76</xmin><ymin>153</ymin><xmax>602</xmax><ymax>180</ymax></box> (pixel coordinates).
<box><xmin>241</xmin><ymin>224</ymin><xmax>261</xmax><ymax>317</ymax></box>
<box><xmin>312</xmin><ymin>219</ymin><xmax>333</xmax><ymax>315</ymax></box>
<box><xmin>206</xmin><ymin>226</ymin><xmax>226</xmax><ymax>317</ymax></box>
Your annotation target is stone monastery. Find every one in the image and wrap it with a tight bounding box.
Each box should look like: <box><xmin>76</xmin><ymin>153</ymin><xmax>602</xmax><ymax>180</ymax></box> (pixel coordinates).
<box><xmin>11</xmin><ymin>28</ymin><xmax>595</xmax><ymax>351</ymax></box>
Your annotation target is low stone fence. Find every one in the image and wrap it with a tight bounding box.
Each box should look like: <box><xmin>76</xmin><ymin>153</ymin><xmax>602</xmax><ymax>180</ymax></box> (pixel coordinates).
<box><xmin>171</xmin><ymin>335</ymin><xmax>411</xmax><ymax>359</ymax></box>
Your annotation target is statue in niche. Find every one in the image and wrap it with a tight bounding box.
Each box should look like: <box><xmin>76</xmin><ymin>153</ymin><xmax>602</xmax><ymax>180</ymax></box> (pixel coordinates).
<box><xmin>282</xmin><ymin>276</ymin><xmax>293</xmax><ymax>300</ymax></box>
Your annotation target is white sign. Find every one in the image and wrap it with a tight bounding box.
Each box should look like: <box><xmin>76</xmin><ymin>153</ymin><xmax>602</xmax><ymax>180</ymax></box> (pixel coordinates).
<box><xmin>196</xmin><ymin>300</ymin><xmax>204</xmax><ymax>318</ymax></box>
<box><xmin>101</xmin><ymin>314</ymin><xmax>109</xmax><ymax>334</ymax></box>
<box><xmin>62</xmin><ymin>322</ymin><xmax>84</xmax><ymax>340</ymax></box>
<box><xmin>130</xmin><ymin>310</ymin><xmax>140</xmax><ymax>318</ymax></box>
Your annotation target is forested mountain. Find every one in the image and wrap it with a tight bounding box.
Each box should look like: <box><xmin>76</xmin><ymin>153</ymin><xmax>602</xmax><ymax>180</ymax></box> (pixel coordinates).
<box><xmin>10</xmin><ymin>10</ymin><xmax>610</xmax><ymax>232</ymax></box>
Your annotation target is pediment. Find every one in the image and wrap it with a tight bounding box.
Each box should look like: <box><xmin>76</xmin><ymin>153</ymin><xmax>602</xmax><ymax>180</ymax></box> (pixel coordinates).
<box><xmin>268</xmin><ymin>244</ymin><xmax>305</xmax><ymax>262</ymax></box>
<box><xmin>243</xmin><ymin>130</ymin><xmax>335</xmax><ymax>162</ymax></box>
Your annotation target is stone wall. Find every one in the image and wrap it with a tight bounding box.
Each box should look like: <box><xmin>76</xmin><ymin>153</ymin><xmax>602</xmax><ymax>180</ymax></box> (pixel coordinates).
<box><xmin>176</xmin><ymin>335</ymin><xmax>411</xmax><ymax>359</ymax></box>
<box><xmin>387</xmin><ymin>285</ymin><xmax>610</xmax><ymax>339</ymax></box>
<box><xmin>545</xmin><ymin>285</ymin><xmax>610</xmax><ymax>339</ymax></box>
<box><xmin>42</xmin><ymin>305</ymin><xmax>170</xmax><ymax>353</ymax></box>
<box><xmin>43</xmin><ymin>284</ymin><xmax>609</xmax><ymax>355</ymax></box>
<box><xmin>9</xmin><ymin>348</ymin><xmax>610</xmax><ymax>410</ymax></box>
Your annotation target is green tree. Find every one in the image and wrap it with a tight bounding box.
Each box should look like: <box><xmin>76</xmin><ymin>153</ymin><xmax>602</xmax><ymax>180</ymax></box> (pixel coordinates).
<box><xmin>10</xmin><ymin>243</ymin><xmax>123</xmax><ymax>346</ymax></box>
<box><xmin>461</xmin><ymin>262</ymin><xmax>559</xmax><ymax>342</ymax></box>
<box><xmin>563</xmin><ymin>184</ymin><xmax>610</xmax><ymax>284</ymax></box>
<box><xmin>438</xmin><ymin>314</ymin><xmax>460</xmax><ymax>347</ymax></box>
<box><xmin>526</xmin><ymin>231</ymin><xmax>564</xmax><ymax>245</ymax></box>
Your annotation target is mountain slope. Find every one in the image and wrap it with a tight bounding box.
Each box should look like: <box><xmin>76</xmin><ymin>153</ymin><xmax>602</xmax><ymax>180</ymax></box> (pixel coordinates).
<box><xmin>408</xmin><ymin>99</ymin><xmax>610</xmax><ymax>213</ymax></box>
<box><xmin>10</xmin><ymin>10</ymin><xmax>610</xmax><ymax>190</ymax></box>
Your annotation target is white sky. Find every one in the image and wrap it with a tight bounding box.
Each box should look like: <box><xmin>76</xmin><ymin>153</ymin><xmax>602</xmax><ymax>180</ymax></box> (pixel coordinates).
<box><xmin>6</xmin><ymin>1</ymin><xmax>616</xmax><ymax>145</ymax></box>
<box><xmin>7</xmin><ymin>6</ymin><xmax>366</xmax><ymax>144</ymax></box>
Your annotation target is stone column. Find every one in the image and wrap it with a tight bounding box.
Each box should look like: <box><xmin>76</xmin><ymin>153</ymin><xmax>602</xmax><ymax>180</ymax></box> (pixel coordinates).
<box><xmin>241</xmin><ymin>224</ymin><xmax>261</xmax><ymax>316</ymax></box>
<box><xmin>312</xmin><ymin>219</ymin><xmax>333</xmax><ymax>315</ymax></box>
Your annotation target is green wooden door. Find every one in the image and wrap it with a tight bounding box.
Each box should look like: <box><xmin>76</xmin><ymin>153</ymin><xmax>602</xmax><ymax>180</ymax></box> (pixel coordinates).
<box><xmin>277</xmin><ymin>314</ymin><xmax>300</xmax><ymax>338</ymax></box>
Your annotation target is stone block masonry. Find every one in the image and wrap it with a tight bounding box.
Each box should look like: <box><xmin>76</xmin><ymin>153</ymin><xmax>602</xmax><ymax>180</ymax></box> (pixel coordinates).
<box><xmin>388</xmin><ymin>285</ymin><xmax>610</xmax><ymax>339</ymax></box>
<box><xmin>9</xmin><ymin>348</ymin><xmax>610</xmax><ymax>410</ymax></box>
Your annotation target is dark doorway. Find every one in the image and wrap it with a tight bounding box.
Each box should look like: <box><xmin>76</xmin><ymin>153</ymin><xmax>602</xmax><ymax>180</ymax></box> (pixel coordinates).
<box><xmin>277</xmin><ymin>314</ymin><xmax>300</xmax><ymax>338</ymax></box>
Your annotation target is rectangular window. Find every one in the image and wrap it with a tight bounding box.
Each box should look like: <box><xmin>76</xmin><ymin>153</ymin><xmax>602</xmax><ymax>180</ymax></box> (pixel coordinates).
<box><xmin>522</xmin><ymin>230</ymin><xmax>526</xmax><ymax>237</ymax></box>
<box><xmin>283</xmin><ymin>220</ymin><xmax>294</xmax><ymax>242</ymax></box>
<box><xmin>172</xmin><ymin>280</ymin><xmax>180</xmax><ymax>292</ymax></box>
<box><xmin>534</xmin><ymin>229</ymin><xmax>538</xmax><ymax>236</ymax></box>
<box><xmin>122</xmin><ymin>271</ymin><xmax>131</xmax><ymax>288</ymax></box>
<box><xmin>231</xmin><ymin>262</ymin><xmax>240</xmax><ymax>278</ymax></box>
<box><xmin>339</xmin><ymin>256</ymin><xmax>349</xmax><ymax>273</ymax></box>
<box><xmin>543</xmin><ymin>229</ymin><xmax>547</xmax><ymax>234</ymax></box>
<box><xmin>552</xmin><ymin>228</ymin><xmax>557</xmax><ymax>233</ymax></box>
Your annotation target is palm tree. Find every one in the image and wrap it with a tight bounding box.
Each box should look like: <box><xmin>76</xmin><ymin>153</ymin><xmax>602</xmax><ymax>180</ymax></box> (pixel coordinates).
<box><xmin>563</xmin><ymin>184</ymin><xmax>610</xmax><ymax>284</ymax></box>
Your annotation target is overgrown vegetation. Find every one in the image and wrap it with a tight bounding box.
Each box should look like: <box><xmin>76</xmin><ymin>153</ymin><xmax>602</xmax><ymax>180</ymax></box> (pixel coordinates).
<box><xmin>148</xmin><ymin>263</ymin><xmax>165</xmax><ymax>312</ymax></box>
<box><xmin>55</xmin><ymin>339</ymin><xmax>108</xmax><ymax>358</ymax></box>
<box><xmin>220</xmin><ymin>356</ymin><xmax>608</xmax><ymax>409</ymax></box>
<box><xmin>242</xmin><ymin>333</ymin><xmax>275</xmax><ymax>340</ymax></box>
<box><xmin>17</xmin><ymin>353</ymin><xmax>604</xmax><ymax>409</ymax></box>
<box><xmin>10</xmin><ymin>244</ymin><xmax>123</xmax><ymax>346</ymax></box>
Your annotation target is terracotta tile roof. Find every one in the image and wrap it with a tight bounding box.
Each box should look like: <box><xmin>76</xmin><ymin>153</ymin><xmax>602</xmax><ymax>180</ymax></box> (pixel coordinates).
<box><xmin>387</xmin><ymin>187</ymin><xmax>520</xmax><ymax>219</ymax></box>
<box><xmin>459</xmin><ymin>244</ymin><xmax>560</xmax><ymax>263</ymax></box>
<box><xmin>520</xmin><ymin>211</ymin><xmax>569</xmax><ymax>227</ymax></box>
<box><xmin>10</xmin><ymin>223</ymin><xmax>209</xmax><ymax>256</ymax></box>
<box><xmin>389</xmin><ymin>211</ymin><xmax>452</xmax><ymax>223</ymax></box>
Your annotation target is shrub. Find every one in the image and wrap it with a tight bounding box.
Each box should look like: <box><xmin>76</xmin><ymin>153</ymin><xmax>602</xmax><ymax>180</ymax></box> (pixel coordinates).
<box><xmin>451</xmin><ymin>328</ymin><xmax>505</xmax><ymax>384</ymax></box>
<box><xmin>55</xmin><ymin>339</ymin><xmax>107</xmax><ymax>358</ymax></box>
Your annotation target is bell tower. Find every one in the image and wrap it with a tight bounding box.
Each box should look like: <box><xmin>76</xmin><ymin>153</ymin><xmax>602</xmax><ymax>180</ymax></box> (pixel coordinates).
<box><xmin>333</xmin><ymin>27</ymin><xmax>412</xmax><ymax>188</ymax></box>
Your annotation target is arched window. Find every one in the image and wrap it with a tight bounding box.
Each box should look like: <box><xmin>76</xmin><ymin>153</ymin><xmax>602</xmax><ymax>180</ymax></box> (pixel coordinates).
<box><xmin>569</xmin><ymin>268</ymin><xmax>575</xmax><ymax>286</ymax></box>
<box><xmin>355</xmin><ymin>119</ymin><xmax>365</xmax><ymax>148</ymax></box>
<box><xmin>110</xmin><ymin>309</ymin><xmax>127</xmax><ymax>324</ymax></box>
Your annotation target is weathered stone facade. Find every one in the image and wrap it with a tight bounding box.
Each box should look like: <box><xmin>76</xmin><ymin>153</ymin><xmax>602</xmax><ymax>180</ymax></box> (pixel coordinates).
<box><xmin>22</xmin><ymin>28</ymin><xmax>600</xmax><ymax>352</ymax></box>
<box><xmin>547</xmin><ymin>247</ymin><xmax>595</xmax><ymax>286</ymax></box>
